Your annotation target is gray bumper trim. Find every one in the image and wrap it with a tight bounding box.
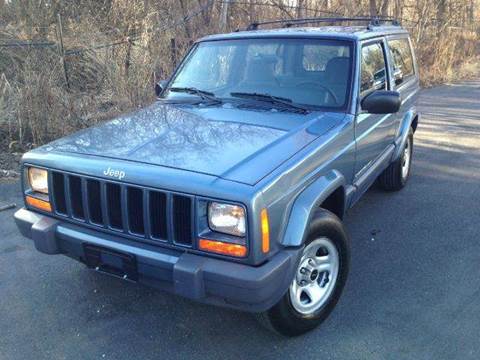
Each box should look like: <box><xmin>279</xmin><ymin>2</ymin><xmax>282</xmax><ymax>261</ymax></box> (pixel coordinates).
<box><xmin>14</xmin><ymin>208</ymin><xmax>301</xmax><ymax>312</ymax></box>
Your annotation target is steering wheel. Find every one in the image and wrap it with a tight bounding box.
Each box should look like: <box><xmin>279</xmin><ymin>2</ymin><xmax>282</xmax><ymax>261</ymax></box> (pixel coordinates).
<box><xmin>296</xmin><ymin>82</ymin><xmax>339</xmax><ymax>105</ymax></box>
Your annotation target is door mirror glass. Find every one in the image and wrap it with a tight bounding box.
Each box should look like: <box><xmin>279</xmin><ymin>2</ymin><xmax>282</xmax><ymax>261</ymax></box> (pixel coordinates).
<box><xmin>361</xmin><ymin>90</ymin><xmax>401</xmax><ymax>114</ymax></box>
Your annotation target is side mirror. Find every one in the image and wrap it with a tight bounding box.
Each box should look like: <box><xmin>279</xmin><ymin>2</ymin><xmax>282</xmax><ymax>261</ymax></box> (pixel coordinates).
<box><xmin>361</xmin><ymin>90</ymin><xmax>401</xmax><ymax>114</ymax></box>
<box><xmin>155</xmin><ymin>80</ymin><xmax>167</xmax><ymax>97</ymax></box>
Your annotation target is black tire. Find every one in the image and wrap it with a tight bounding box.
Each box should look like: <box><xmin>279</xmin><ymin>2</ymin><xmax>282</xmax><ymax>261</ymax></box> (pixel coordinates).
<box><xmin>259</xmin><ymin>209</ymin><xmax>350</xmax><ymax>337</ymax></box>
<box><xmin>378</xmin><ymin>128</ymin><xmax>414</xmax><ymax>191</ymax></box>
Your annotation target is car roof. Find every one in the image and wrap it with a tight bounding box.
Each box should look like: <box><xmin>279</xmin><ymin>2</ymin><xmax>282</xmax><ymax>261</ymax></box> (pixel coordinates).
<box><xmin>198</xmin><ymin>25</ymin><xmax>409</xmax><ymax>43</ymax></box>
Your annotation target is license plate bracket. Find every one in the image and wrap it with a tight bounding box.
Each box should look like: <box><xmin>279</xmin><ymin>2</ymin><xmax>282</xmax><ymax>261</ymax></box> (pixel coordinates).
<box><xmin>83</xmin><ymin>244</ymin><xmax>138</xmax><ymax>282</ymax></box>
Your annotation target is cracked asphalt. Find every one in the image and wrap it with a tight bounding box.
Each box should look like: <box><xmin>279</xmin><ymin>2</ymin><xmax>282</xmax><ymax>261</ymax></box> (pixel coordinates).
<box><xmin>1</xmin><ymin>80</ymin><xmax>479</xmax><ymax>360</ymax></box>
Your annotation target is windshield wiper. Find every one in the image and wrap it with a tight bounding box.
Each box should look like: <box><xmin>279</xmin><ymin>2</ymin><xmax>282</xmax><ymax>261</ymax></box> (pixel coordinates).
<box><xmin>170</xmin><ymin>87</ymin><xmax>222</xmax><ymax>104</ymax></box>
<box><xmin>230</xmin><ymin>92</ymin><xmax>310</xmax><ymax>114</ymax></box>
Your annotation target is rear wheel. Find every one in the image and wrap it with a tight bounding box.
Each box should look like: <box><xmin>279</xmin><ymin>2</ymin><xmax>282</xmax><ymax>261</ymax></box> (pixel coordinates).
<box><xmin>259</xmin><ymin>209</ymin><xmax>350</xmax><ymax>337</ymax></box>
<box><xmin>378</xmin><ymin>128</ymin><xmax>414</xmax><ymax>191</ymax></box>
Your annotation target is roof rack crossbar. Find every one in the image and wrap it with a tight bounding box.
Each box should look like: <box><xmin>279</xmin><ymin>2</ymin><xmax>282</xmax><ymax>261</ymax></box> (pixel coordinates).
<box><xmin>246</xmin><ymin>16</ymin><xmax>400</xmax><ymax>31</ymax></box>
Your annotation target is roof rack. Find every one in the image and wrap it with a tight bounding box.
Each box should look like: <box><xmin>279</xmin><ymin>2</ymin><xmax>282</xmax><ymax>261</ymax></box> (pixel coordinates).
<box><xmin>246</xmin><ymin>16</ymin><xmax>401</xmax><ymax>31</ymax></box>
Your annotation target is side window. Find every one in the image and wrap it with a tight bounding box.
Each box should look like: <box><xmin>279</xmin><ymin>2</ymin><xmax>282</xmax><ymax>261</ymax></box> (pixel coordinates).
<box><xmin>360</xmin><ymin>43</ymin><xmax>387</xmax><ymax>97</ymax></box>
<box><xmin>388</xmin><ymin>38</ymin><xmax>415</xmax><ymax>86</ymax></box>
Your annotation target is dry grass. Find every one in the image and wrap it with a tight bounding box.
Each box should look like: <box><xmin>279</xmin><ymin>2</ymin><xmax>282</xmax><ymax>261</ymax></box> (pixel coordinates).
<box><xmin>416</xmin><ymin>28</ymin><xmax>479</xmax><ymax>87</ymax></box>
<box><xmin>0</xmin><ymin>0</ymin><xmax>478</xmax><ymax>161</ymax></box>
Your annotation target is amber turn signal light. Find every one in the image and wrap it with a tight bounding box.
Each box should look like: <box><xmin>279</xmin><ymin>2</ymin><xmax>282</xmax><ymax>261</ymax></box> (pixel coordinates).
<box><xmin>261</xmin><ymin>208</ymin><xmax>270</xmax><ymax>253</ymax></box>
<box><xmin>199</xmin><ymin>239</ymin><xmax>247</xmax><ymax>258</ymax></box>
<box><xmin>26</xmin><ymin>195</ymin><xmax>52</xmax><ymax>212</ymax></box>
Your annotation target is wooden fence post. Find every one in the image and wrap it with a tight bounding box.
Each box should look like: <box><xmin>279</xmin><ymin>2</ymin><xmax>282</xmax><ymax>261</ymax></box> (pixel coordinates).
<box><xmin>56</xmin><ymin>14</ymin><xmax>70</xmax><ymax>89</ymax></box>
<box><xmin>125</xmin><ymin>36</ymin><xmax>132</xmax><ymax>77</ymax></box>
<box><xmin>170</xmin><ymin>38</ymin><xmax>177</xmax><ymax>71</ymax></box>
<box><xmin>220</xmin><ymin>0</ymin><xmax>230</xmax><ymax>31</ymax></box>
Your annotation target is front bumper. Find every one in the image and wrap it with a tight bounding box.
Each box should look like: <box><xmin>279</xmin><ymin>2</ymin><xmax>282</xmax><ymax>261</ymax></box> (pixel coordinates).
<box><xmin>14</xmin><ymin>208</ymin><xmax>301</xmax><ymax>312</ymax></box>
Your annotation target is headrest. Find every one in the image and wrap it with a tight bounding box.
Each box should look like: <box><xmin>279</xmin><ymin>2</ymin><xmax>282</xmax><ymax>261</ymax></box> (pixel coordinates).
<box><xmin>325</xmin><ymin>57</ymin><xmax>350</xmax><ymax>83</ymax></box>
<box><xmin>244</xmin><ymin>55</ymin><xmax>279</xmax><ymax>83</ymax></box>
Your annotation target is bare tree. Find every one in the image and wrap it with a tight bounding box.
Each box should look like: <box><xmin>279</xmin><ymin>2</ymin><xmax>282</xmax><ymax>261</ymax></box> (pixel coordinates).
<box><xmin>437</xmin><ymin>0</ymin><xmax>447</xmax><ymax>32</ymax></box>
<box><xmin>178</xmin><ymin>0</ymin><xmax>193</xmax><ymax>39</ymax></box>
<box><xmin>369</xmin><ymin>0</ymin><xmax>378</xmax><ymax>16</ymax></box>
<box><xmin>0</xmin><ymin>0</ymin><xmax>478</xmax><ymax>149</ymax></box>
<box><xmin>380</xmin><ymin>0</ymin><xmax>390</xmax><ymax>16</ymax></box>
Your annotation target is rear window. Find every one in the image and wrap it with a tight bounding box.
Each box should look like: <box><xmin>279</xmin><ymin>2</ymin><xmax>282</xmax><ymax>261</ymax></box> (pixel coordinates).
<box><xmin>388</xmin><ymin>38</ymin><xmax>415</xmax><ymax>86</ymax></box>
<box><xmin>302</xmin><ymin>45</ymin><xmax>350</xmax><ymax>72</ymax></box>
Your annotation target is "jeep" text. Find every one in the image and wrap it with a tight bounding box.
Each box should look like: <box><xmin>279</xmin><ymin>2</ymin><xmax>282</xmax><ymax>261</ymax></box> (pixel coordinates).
<box><xmin>103</xmin><ymin>167</ymin><xmax>126</xmax><ymax>180</ymax></box>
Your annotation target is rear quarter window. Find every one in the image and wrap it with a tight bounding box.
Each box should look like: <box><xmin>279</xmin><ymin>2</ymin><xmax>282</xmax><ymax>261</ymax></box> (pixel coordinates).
<box><xmin>388</xmin><ymin>38</ymin><xmax>415</xmax><ymax>86</ymax></box>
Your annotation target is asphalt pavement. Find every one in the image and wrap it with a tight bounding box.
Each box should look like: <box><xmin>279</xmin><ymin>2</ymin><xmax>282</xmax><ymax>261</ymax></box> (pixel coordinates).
<box><xmin>1</xmin><ymin>80</ymin><xmax>479</xmax><ymax>360</ymax></box>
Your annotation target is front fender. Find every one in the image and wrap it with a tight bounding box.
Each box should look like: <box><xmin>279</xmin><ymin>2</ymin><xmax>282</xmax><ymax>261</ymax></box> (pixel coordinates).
<box><xmin>281</xmin><ymin>170</ymin><xmax>346</xmax><ymax>247</ymax></box>
<box><xmin>393</xmin><ymin>109</ymin><xmax>418</xmax><ymax>161</ymax></box>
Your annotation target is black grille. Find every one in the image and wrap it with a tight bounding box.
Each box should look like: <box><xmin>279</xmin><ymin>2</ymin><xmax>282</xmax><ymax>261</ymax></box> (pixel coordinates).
<box><xmin>173</xmin><ymin>195</ymin><xmax>193</xmax><ymax>245</ymax></box>
<box><xmin>69</xmin><ymin>176</ymin><xmax>84</xmax><ymax>220</ymax></box>
<box><xmin>50</xmin><ymin>172</ymin><xmax>194</xmax><ymax>247</ymax></box>
<box><xmin>127</xmin><ymin>187</ymin><xmax>144</xmax><ymax>235</ymax></box>
<box><xmin>106</xmin><ymin>183</ymin><xmax>122</xmax><ymax>230</ymax></box>
<box><xmin>149</xmin><ymin>191</ymin><xmax>168</xmax><ymax>240</ymax></box>
<box><xmin>87</xmin><ymin>180</ymin><xmax>103</xmax><ymax>225</ymax></box>
<box><xmin>52</xmin><ymin>172</ymin><xmax>67</xmax><ymax>214</ymax></box>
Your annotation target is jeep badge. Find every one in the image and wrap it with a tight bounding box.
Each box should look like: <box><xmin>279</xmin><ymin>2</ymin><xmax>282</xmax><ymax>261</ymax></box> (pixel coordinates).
<box><xmin>103</xmin><ymin>167</ymin><xmax>126</xmax><ymax>180</ymax></box>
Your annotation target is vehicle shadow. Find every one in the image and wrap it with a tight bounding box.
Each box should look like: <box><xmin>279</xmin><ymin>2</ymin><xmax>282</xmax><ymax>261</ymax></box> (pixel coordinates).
<box><xmin>4</xmin><ymin>80</ymin><xmax>480</xmax><ymax>360</ymax></box>
<box><xmin>61</xmin><ymin>133</ymin><xmax>479</xmax><ymax>360</ymax></box>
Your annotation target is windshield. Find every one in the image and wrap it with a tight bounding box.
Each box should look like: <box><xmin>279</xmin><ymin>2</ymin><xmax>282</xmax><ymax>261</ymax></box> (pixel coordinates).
<box><xmin>163</xmin><ymin>38</ymin><xmax>353</xmax><ymax>110</ymax></box>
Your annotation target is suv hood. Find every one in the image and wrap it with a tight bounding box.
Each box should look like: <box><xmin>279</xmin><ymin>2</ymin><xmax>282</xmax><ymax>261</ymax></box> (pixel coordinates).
<box><xmin>37</xmin><ymin>102</ymin><xmax>344</xmax><ymax>185</ymax></box>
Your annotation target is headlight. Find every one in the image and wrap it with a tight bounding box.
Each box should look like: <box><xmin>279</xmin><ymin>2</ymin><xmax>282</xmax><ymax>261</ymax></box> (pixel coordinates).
<box><xmin>28</xmin><ymin>167</ymin><xmax>49</xmax><ymax>194</ymax></box>
<box><xmin>208</xmin><ymin>202</ymin><xmax>246</xmax><ymax>237</ymax></box>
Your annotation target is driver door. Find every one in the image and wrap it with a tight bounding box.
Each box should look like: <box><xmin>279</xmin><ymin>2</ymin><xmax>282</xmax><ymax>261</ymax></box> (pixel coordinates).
<box><xmin>354</xmin><ymin>39</ymin><xmax>396</xmax><ymax>180</ymax></box>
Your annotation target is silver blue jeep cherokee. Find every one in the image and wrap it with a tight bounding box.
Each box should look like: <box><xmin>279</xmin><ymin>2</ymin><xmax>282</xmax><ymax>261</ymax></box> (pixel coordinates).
<box><xmin>15</xmin><ymin>17</ymin><xmax>420</xmax><ymax>336</ymax></box>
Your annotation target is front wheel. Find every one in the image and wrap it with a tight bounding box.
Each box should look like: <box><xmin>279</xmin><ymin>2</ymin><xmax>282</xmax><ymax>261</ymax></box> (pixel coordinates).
<box><xmin>259</xmin><ymin>209</ymin><xmax>350</xmax><ymax>336</ymax></box>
